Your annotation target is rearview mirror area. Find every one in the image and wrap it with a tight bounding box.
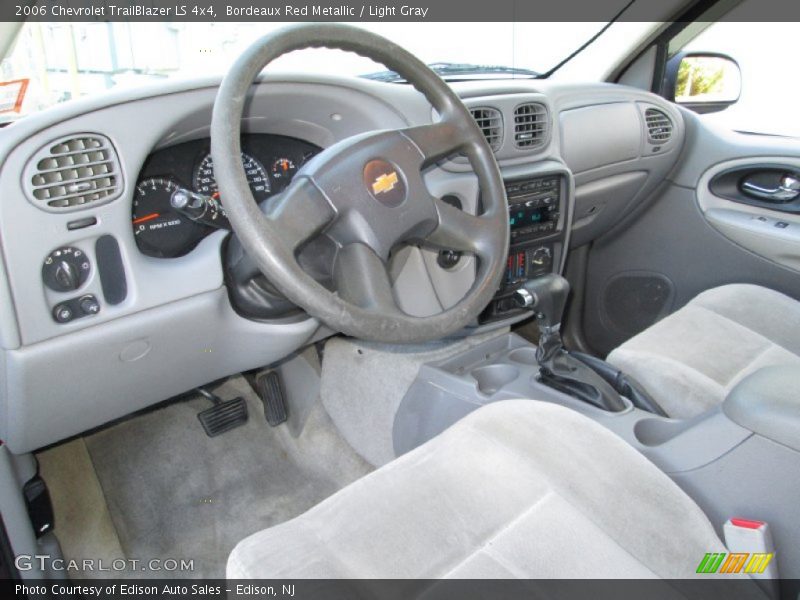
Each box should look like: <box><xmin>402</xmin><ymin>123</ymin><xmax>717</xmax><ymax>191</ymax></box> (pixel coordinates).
<box><xmin>665</xmin><ymin>52</ymin><xmax>742</xmax><ymax>114</ymax></box>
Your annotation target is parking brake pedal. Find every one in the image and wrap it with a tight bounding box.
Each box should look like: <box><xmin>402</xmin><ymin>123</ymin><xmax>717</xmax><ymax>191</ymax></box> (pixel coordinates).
<box><xmin>254</xmin><ymin>370</ymin><xmax>288</xmax><ymax>426</ymax></box>
<box><xmin>197</xmin><ymin>388</ymin><xmax>248</xmax><ymax>437</ymax></box>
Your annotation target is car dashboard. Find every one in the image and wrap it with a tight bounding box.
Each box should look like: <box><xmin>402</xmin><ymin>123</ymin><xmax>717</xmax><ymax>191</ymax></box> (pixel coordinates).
<box><xmin>0</xmin><ymin>73</ymin><xmax>684</xmax><ymax>453</ymax></box>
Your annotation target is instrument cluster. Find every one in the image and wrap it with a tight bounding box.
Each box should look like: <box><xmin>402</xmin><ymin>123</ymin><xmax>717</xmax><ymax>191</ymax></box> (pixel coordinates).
<box><xmin>132</xmin><ymin>134</ymin><xmax>319</xmax><ymax>258</ymax></box>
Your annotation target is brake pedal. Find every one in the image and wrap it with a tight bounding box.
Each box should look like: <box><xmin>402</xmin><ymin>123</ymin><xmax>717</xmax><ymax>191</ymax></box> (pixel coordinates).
<box><xmin>254</xmin><ymin>370</ymin><xmax>288</xmax><ymax>426</ymax></box>
<box><xmin>196</xmin><ymin>388</ymin><xmax>248</xmax><ymax>437</ymax></box>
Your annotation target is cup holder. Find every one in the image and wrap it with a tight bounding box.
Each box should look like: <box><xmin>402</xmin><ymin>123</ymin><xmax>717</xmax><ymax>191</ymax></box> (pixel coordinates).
<box><xmin>471</xmin><ymin>364</ymin><xmax>520</xmax><ymax>395</ymax></box>
<box><xmin>508</xmin><ymin>348</ymin><xmax>538</xmax><ymax>366</ymax></box>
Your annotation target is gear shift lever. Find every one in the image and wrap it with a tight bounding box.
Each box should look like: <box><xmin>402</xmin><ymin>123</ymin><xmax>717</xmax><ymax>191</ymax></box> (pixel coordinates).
<box><xmin>513</xmin><ymin>274</ymin><xmax>569</xmax><ymax>364</ymax></box>
<box><xmin>513</xmin><ymin>274</ymin><xmax>627</xmax><ymax>412</ymax></box>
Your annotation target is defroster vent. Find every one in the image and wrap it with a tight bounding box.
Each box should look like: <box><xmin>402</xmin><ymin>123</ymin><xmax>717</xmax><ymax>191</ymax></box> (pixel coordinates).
<box><xmin>26</xmin><ymin>134</ymin><xmax>123</xmax><ymax>210</ymax></box>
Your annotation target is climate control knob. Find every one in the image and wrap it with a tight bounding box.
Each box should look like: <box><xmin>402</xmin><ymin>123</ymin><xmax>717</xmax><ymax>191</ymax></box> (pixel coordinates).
<box><xmin>79</xmin><ymin>295</ymin><xmax>101</xmax><ymax>315</ymax></box>
<box><xmin>531</xmin><ymin>246</ymin><xmax>552</xmax><ymax>266</ymax></box>
<box><xmin>42</xmin><ymin>247</ymin><xmax>90</xmax><ymax>292</ymax></box>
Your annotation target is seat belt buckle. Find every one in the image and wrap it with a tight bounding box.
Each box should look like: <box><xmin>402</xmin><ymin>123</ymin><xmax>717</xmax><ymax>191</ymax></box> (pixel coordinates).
<box><xmin>722</xmin><ymin>518</ymin><xmax>779</xmax><ymax>596</ymax></box>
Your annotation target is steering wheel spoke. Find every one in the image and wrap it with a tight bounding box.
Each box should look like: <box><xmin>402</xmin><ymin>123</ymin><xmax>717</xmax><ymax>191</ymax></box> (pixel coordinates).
<box><xmin>333</xmin><ymin>243</ymin><xmax>401</xmax><ymax>314</ymax></box>
<box><xmin>402</xmin><ymin>120</ymin><xmax>464</xmax><ymax>165</ymax></box>
<box><xmin>262</xmin><ymin>178</ymin><xmax>336</xmax><ymax>252</ymax></box>
<box><xmin>425</xmin><ymin>197</ymin><xmax>497</xmax><ymax>259</ymax></box>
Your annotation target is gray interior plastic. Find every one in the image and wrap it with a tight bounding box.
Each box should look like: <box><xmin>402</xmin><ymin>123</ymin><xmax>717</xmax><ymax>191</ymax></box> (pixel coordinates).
<box><xmin>560</xmin><ymin>103</ymin><xmax>642</xmax><ymax>174</ymax></box>
<box><xmin>696</xmin><ymin>156</ymin><xmax>800</xmax><ymax>274</ymax></box>
<box><xmin>723</xmin><ymin>365</ymin><xmax>800</xmax><ymax>453</ymax></box>
<box><xmin>394</xmin><ymin>333</ymin><xmax>752</xmax><ymax>473</ymax></box>
<box><xmin>0</xmin><ymin>289</ymin><xmax>319</xmax><ymax>453</ymax></box>
<box><xmin>571</xmin><ymin>171</ymin><xmax>649</xmax><ymax>248</ymax></box>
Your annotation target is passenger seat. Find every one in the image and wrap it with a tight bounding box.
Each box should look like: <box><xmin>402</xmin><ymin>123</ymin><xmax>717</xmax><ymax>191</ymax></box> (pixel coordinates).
<box><xmin>607</xmin><ymin>284</ymin><xmax>800</xmax><ymax>418</ymax></box>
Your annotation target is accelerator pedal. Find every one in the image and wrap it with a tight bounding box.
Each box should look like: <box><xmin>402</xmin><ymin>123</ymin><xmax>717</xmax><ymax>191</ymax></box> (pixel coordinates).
<box><xmin>197</xmin><ymin>388</ymin><xmax>248</xmax><ymax>437</ymax></box>
<box><xmin>254</xmin><ymin>370</ymin><xmax>288</xmax><ymax>427</ymax></box>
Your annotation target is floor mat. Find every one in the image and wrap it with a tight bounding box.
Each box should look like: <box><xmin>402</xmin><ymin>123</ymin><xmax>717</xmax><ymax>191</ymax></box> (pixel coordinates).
<box><xmin>45</xmin><ymin>375</ymin><xmax>371</xmax><ymax>579</ymax></box>
<box><xmin>37</xmin><ymin>438</ymin><xmax>126</xmax><ymax>574</ymax></box>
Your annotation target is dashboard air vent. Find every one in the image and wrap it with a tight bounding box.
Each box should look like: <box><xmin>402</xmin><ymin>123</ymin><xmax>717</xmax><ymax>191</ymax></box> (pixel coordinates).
<box><xmin>645</xmin><ymin>108</ymin><xmax>673</xmax><ymax>143</ymax></box>
<box><xmin>513</xmin><ymin>102</ymin><xmax>548</xmax><ymax>148</ymax></box>
<box><xmin>469</xmin><ymin>107</ymin><xmax>503</xmax><ymax>152</ymax></box>
<box><xmin>27</xmin><ymin>134</ymin><xmax>122</xmax><ymax>210</ymax></box>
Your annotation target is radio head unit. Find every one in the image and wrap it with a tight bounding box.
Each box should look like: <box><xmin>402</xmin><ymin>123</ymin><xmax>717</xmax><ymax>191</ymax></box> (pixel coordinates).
<box><xmin>506</xmin><ymin>175</ymin><xmax>561</xmax><ymax>242</ymax></box>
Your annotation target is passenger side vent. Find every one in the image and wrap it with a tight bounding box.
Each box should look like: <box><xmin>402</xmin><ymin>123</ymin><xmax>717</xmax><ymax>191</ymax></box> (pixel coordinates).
<box><xmin>469</xmin><ymin>107</ymin><xmax>503</xmax><ymax>152</ymax></box>
<box><xmin>645</xmin><ymin>108</ymin><xmax>673</xmax><ymax>143</ymax></box>
<box><xmin>513</xmin><ymin>102</ymin><xmax>548</xmax><ymax>149</ymax></box>
<box><xmin>26</xmin><ymin>134</ymin><xmax>122</xmax><ymax>210</ymax></box>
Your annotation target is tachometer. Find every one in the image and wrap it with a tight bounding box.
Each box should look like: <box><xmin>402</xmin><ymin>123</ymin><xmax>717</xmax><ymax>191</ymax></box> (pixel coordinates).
<box><xmin>194</xmin><ymin>152</ymin><xmax>271</xmax><ymax>201</ymax></box>
<box><xmin>132</xmin><ymin>177</ymin><xmax>209</xmax><ymax>258</ymax></box>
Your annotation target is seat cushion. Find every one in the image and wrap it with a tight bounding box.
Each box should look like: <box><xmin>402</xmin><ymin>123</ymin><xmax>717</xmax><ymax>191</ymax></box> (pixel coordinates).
<box><xmin>607</xmin><ymin>284</ymin><xmax>800</xmax><ymax>419</ymax></box>
<box><xmin>227</xmin><ymin>400</ymin><xmax>725</xmax><ymax>579</ymax></box>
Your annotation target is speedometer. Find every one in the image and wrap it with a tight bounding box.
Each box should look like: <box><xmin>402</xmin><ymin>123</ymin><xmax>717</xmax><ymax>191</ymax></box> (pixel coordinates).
<box><xmin>194</xmin><ymin>152</ymin><xmax>271</xmax><ymax>201</ymax></box>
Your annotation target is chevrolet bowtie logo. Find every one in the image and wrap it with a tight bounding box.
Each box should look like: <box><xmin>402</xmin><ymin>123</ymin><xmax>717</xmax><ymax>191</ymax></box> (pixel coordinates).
<box><xmin>371</xmin><ymin>171</ymin><xmax>399</xmax><ymax>195</ymax></box>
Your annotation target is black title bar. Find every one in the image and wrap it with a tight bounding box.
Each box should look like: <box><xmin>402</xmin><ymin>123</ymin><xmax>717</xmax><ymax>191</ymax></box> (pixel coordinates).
<box><xmin>5</xmin><ymin>0</ymin><xmax>800</xmax><ymax>22</ymax></box>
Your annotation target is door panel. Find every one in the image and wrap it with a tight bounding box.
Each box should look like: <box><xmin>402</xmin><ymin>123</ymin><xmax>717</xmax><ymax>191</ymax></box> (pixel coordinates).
<box><xmin>581</xmin><ymin>112</ymin><xmax>800</xmax><ymax>356</ymax></box>
<box><xmin>698</xmin><ymin>157</ymin><xmax>800</xmax><ymax>272</ymax></box>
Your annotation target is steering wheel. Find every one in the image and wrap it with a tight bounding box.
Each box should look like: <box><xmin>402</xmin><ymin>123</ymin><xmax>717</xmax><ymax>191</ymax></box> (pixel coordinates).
<box><xmin>210</xmin><ymin>24</ymin><xmax>508</xmax><ymax>343</ymax></box>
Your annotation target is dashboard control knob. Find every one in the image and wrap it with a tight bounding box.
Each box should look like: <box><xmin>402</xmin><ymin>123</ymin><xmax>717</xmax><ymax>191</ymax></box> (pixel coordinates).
<box><xmin>79</xmin><ymin>295</ymin><xmax>101</xmax><ymax>316</ymax></box>
<box><xmin>54</xmin><ymin>260</ymin><xmax>79</xmax><ymax>290</ymax></box>
<box><xmin>53</xmin><ymin>304</ymin><xmax>74</xmax><ymax>323</ymax></box>
<box><xmin>42</xmin><ymin>247</ymin><xmax>90</xmax><ymax>292</ymax></box>
<box><xmin>531</xmin><ymin>246</ymin><xmax>552</xmax><ymax>266</ymax></box>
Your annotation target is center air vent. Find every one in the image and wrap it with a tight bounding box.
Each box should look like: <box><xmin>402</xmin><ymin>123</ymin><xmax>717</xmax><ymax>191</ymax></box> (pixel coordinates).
<box><xmin>26</xmin><ymin>134</ymin><xmax>123</xmax><ymax>211</ymax></box>
<box><xmin>645</xmin><ymin>108</ymin><xmax>673</xmax><ymax>143</ymax></box>
<box><xmin>469</xmin><ymin>107</ymin><xmax>503</xmax><ymax>152</ymax></box>
<box><xmin>513</xmin><ymin>103</ymin><xmax>548</xmax><ymax>149</ymax></box>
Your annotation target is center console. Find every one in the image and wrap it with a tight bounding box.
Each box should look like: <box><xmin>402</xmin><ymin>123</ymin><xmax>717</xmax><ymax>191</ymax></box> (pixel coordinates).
<box><xmin>480</xmin><ymin>172</ymin><xmax>569</xmax><ymax>322</ymax></box>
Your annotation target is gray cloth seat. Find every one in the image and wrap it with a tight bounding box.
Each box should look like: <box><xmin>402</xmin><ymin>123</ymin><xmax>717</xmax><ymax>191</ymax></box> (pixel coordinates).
<box><xmin>228</xmin><ymin>400</ymin><xmax>726</xmax><ymax>579</ymax></box>
<box><xmin>607</xmin><ymin>284</ymin><xmax>800</xmax><ymax>419</ymax></box>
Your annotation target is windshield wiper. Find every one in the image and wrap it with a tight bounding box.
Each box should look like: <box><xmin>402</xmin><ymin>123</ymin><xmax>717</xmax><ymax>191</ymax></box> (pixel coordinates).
<box><xmin>362</xmin><ymin>62</ymin><xmax>539</xmax><ymax>83</ymax></box>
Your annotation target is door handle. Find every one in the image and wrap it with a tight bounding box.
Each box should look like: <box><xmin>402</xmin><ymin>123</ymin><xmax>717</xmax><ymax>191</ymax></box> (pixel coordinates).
<box><xmin>741</xmin><ymin>174</ymin><xmax>800</xmax><ymax>203</ymax></box>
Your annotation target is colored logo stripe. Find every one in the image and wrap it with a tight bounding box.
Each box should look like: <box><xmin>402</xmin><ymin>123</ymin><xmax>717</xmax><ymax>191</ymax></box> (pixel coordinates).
<box><xmin>696</xmin><ymin>552</ymin><xmax>774</xmax><ymax>574</ymax></box>
<box><xmin>697</xmin><ymin>553</ymin><xmax>726</xmax><ymax>573</ymax></box>
<box><xmin>720</xmin><ymin>553</ymin><xmax>748</xmax><ymax>573</ymax></box>
<box><xmin>744</xmin><ymin>553</ymin><xmax>774</xmax><ymax>574</ymax></box>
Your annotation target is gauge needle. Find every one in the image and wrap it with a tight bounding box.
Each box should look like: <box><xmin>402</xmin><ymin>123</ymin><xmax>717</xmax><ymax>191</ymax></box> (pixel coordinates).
<box><xmin>133</xmin><ymin>212</ymin><xmax>161</xmax><ymax>225</ymax></box>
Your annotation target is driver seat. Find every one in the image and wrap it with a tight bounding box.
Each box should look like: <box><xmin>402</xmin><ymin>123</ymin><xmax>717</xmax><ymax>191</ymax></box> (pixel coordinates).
<box><xmin>228</xmin><ymin>400</ymin><xmax>728</xmax><ymax>579</ymax></box>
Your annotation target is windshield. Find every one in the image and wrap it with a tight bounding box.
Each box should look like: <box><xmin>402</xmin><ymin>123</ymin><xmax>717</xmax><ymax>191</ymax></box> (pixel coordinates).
<box><xmin>1</xmin><ymin>22</ymin><xmax>615</xmax><ymax>120</ymax></box>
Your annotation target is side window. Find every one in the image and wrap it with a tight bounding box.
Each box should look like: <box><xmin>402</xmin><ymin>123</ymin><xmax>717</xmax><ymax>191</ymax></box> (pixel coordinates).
<box><xmin>666</xmin><ymin>17</ymin><xmax>800</xmax><ymax>138</ymax></box>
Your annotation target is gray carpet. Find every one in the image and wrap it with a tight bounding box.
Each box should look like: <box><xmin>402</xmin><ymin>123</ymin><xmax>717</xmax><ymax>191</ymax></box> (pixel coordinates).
<box><xmin>72</xmin><ymin>375</ymin><xmax>371</xmax><ymax>578</ymax></box>
<box><xmin>321</xmin><ymin>328</ymin><xmax>509</xmax><ymax>467</ymax></box>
